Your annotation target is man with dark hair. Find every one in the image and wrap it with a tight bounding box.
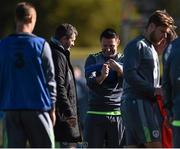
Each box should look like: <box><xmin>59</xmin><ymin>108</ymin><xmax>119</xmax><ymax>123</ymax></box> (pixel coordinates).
<box><xmin>121</xmin><ymin>10</ymin><xmax>176</xmax><ymax>147</ymax></box>
<box><xmin>84</xmin><ymin>28</ymin><xmax>125</xmax><ymax>148</ymax></box>
<box><xmin>49</xmin><ymin>23</ymin><xmax>82</xmax><ymax>148</ymax></box>
<box><xmin>0</xmin><ymin>2</ymin><xmax>56</xmax><ymax>148</ymax></box>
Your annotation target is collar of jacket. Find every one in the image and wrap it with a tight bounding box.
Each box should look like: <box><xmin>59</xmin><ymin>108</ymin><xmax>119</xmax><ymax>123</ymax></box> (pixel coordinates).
<box><xmin>50</xmin><ymin>37</ymin><xmax>70</xmax><ymax>57</ymax></box>
<box><xmin>50</xmin><ymin>37</ymin><xmax>65</xmax><ymax>50</ymax></box>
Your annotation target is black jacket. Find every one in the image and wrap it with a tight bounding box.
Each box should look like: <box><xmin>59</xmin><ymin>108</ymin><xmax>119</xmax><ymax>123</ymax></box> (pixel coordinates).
<box><xmin>49</xmin><ymin>40</ymin><xmax>82</xmax><ymax>142</ymax></box>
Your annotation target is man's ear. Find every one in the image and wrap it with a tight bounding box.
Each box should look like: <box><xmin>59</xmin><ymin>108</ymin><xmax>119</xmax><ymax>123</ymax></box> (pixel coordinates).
<box><xmin>15</xmin><ymin>15</ymin><xmax>32</xmax><ymax>24</ymax></box>
<box><xmin>26</xmin><ymin>15</ymin><xmax>32</xmax><ymax>23</ymax></box>
<box><xmin>60</xmin><ymin>36</ymin><xmax>67</xmax><ymax>42</ymax></box>
<box><xmin>116</xmin><ymin>36</ymin><xmax>120</xmax><ymax>45</ymax></box>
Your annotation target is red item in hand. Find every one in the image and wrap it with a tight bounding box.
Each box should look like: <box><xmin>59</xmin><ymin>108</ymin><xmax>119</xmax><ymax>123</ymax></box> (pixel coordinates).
<box><xmin>156</xmin><ymin>95</ymin><xmax>172</xmax><ymax>148</ymax></box>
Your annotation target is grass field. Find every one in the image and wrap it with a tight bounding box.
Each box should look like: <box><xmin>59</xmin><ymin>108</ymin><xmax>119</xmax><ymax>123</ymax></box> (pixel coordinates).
<box><xmin>71</xmin><ymin>47</ymin><xmax>99</xmax><ymax>60</ymax></box>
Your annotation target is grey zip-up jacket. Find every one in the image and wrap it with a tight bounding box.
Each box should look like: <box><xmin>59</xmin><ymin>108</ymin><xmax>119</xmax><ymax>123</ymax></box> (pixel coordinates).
<box><xmin>122</xmin><ymin>35</ymin><xmax>160</xmax><ymax>101</ymax></box>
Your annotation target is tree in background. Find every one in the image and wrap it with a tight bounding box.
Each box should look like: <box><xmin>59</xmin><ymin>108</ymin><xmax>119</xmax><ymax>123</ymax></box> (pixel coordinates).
<box><xmin>0</xmin><ymin>0</ymin><xmax>179</xmax><ymax>48</ymax></box>
<box><xmin>0</xmin><ymin>0</ymin><xmax>123</xmax><ymax>47</ymax></box>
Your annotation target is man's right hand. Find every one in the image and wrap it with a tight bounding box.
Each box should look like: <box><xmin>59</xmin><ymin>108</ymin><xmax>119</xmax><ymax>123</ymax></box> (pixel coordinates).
<box><xmin>96</xmin><ymin>63</ymin><xmax>109</xmax><ymax>84</ymax></box>
<box><xmin>154</xmin><ymin>86</ymin><xmax>163</xmax><ymax>96</ymax></box>
<box><xmin>66</xmin><ymin>117</ymin><xmax>76</xmax><ymax>127</ymax></box>
<box><xmin>49</xmin><ymin>108</ymin><xmax>56</xmax><ymax>126</ymax></box>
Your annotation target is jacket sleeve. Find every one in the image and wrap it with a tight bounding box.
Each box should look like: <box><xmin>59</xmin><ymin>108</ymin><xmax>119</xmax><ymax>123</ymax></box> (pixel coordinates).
<box><xmin>53</xmin><ymin>51</ymin><xmax>74</xmax><ymax>118</ymax></box>
<box><xmin>84</xmin><ymin>54</ymin><xmax>101</xmax><ymax>89</ymax></box>
<box><xmin>41</xmin><ymin>42</ymin><xmax>57</xmax><ymax>108</ymax></box>
<box><xmin>123</xmin><ymin>42</ymin><xmax>155</xmax><ymax>98</ymax></box>
<box><xmin>162</xmin><ymin>44</ymin><xmax>173</xmax><ymax>116</ymax></box>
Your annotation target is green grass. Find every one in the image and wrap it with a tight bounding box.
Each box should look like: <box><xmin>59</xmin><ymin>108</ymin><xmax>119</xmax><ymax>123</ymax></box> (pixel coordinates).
<box><xmin>71</xmin><ymin>46</ymin><xmax>123</xmax><ymax>60</ymax></box>
<box><xmin>71</xmin><ymin>47</ymin><xmax>99</xmax><ymax>60</ymax></box>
